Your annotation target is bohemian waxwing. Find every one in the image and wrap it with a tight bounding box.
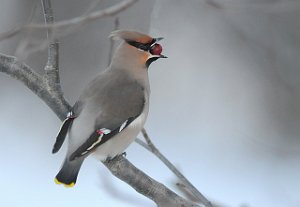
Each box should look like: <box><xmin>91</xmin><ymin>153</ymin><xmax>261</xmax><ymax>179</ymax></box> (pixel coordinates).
<box><xmin>52</xmin><ymin>30</ymin><xmax>166</xmax><ymax>187</ymax></box>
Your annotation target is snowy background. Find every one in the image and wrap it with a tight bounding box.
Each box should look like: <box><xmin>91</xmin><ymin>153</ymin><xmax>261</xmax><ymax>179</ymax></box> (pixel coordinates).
<box><xmin>0</xmin><ymin>0</ymin><xmax>300</xmax><ymax>207</ymax></box>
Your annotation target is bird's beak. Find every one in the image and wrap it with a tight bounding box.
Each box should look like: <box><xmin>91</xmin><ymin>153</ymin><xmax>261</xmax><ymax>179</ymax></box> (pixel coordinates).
<box><xmin>159</xmin><ymin>54</ymin><xmax>168</xmax><ymax>58</ymax></box>
<box><xmin>153</xmin><ymin>37</ymin><xmax>167</xmax><ymax>58</ymax></box>
<box><xmin>150</xmin><ymin>54</ymin><xmax>168</xmax><ymax>59</ymax></box>
<box><xmin>154</xmin><ymin>37</ymin><xmax>164</xmax><ymax>42</ymax></box>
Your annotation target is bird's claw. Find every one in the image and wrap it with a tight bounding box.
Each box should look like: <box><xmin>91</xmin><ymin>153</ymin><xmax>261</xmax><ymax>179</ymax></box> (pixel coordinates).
<box><xmin>121</xmin><ymin>152</ymin><xmax>127</xmax><ymax>157</ymax></box>
<box><xmin>105</xmin><ymin>156</ymin><xmax>112</xmax><ymax>163</ymax></box>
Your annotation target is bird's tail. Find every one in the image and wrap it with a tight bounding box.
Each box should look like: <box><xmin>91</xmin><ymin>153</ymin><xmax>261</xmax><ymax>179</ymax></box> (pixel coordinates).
<box><xmin>54</xmin><ymin>157</ymin><xmax>84</xmax><ymax>188</ymax></box>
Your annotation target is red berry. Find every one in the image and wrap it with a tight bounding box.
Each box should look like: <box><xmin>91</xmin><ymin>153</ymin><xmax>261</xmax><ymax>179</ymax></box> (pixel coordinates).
<box><xmin>150</xmin><ymin>43</ymin><xmax>163</xmax><ymax>55</ymax></box>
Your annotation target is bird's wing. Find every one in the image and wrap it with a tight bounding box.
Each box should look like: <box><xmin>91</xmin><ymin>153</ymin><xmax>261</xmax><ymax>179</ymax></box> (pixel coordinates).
<box><xmin>69</xmin><ymin>72</ymin><xmax>145</xmax><ymax>161</ymax></box>
<box><xmin>69</xmin><ymin>116</ymin><xmax>137</xmax><ymax>161</ymax></box>
<box><xmin>52</xmin><ymin>102</ymin><xmax>84</xmax><ymax>154</ymax></box>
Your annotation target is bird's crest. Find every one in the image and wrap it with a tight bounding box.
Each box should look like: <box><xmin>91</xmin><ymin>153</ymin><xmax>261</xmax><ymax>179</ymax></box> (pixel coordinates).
<box><xmin>109</xmin><ymin>30</ymin><xmax>153</xmax><ymax>44</ymax></box>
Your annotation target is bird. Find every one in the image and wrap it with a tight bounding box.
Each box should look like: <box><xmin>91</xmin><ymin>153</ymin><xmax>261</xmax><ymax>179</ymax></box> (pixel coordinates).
<box><xmin>52</xmin><ymin>30</ymin><xmax>167</xmax><ymax>187</ymax></box>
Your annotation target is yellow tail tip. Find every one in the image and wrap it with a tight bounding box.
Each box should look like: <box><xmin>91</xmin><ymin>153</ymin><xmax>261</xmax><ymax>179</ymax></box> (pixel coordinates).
<box><xmin>54</xmin><ymin>178</ymin><xmax>75</xmax><ymax>188</ymax></box>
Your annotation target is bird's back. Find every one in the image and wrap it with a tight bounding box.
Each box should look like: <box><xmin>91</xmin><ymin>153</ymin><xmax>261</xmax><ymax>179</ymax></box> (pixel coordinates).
<box><xmin>67</xmin><ymin>68</ymin><xmax>146</xmax><ymax>154</ymax></box>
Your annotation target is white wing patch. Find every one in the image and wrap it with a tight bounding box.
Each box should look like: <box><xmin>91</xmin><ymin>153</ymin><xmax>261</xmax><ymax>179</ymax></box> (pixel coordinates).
<box><xmin>56</xmin><ymin>111</ymin><xmax>74</xmax><ymax>137</ymax></box>
<box><xmin>77</xmin><ymin>119</ymin><xmax>133</xmax><ymax>157</ymax></box>
<box><xmin>80</xmin><ymin>128</ymin><xmax>111</xmax><ymax>156</ymax></box>
<box><xmin>99</xmin><ymin>128</ymin><xmax>111</xmax><ymax>135</ymax></box>
<box><xmin>67</xmin><ymin>111</ymin><xmax>73</xmax><ymax>118</ymax></box>
<box><xmin>119</xmin><ymin>120</ymin><xmax>129</xmax><ymax>132</ymax></box>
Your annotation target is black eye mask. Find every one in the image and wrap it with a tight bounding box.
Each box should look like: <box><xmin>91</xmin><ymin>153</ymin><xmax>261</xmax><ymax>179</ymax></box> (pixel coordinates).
<box><xmin>126</xmin><ymin>39</ymin><xmax>156</xmax><ymax>51</ymax></box>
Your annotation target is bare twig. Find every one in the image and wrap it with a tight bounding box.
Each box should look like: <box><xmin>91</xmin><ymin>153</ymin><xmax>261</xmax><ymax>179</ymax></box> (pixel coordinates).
<box><xmin>0</xmin><ymin>2</ymin><xmax>38</xmax><ymax>41</ymax></box>
<box><xmin>108</xmin><ymin>17</ymin><xmax>119</xmax><ymax>66</ymax></box>
<box><xmin>0</xmin><ymin>25</ymin><xmax>25</xmax><ymax>42</ymax></box>
<box><xmin>13</xmin><ymin>2</ymin><xmax>46</xmax><ymax>60</ymax></box>
<box><xmin>140</xmin><ymin>128</ymin><xmax>213</xmax><ymax>207</ymax></box>
<box><xmin>41</xmin><ymin>0</ymin><xmax>60</xmax><ymax>86</ymax></box>
<box><xmin>0</xmin><ymin>0</ymin><xmax>137</xmax><ymax>41</ymax></box>
<box><xmin>15</xmin><ymin>38</ymin><xmax>50</xmax><ymax>60</ymax></box>
<box><xmin>12</xmin><ymin>0</ymin><xmax>107</xmax><ymax>60</ymax></box>
<box><xmin>176</xmin><ymin>182</ymin><xmax>202</xmax><ymax>203</ymax></box>
<box><xmin>201</xmin><ymin>0</ymin><xmax>300</xmax><ymax>12</ymax></box>
<box><xmin>135</xmin><ymin>137</ymin><xmax>201</xmax><ymax>202</ymax></box>
<box><xmin>31</xmin><ymin>0</ymin><xmax>137</xmax><ymax>30</ymax></box>
<box><xmin>40</xmin><ymin>0</ymin><xmax>70</xmax><ymax>118</ymax></box>
<box><xmin>135</xmin><ymin>138</ymin><xmax>151</xmax><ymax>151</ymax></box>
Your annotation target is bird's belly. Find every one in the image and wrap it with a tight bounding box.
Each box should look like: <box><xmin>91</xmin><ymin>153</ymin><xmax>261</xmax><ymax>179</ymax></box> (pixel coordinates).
<box><xmin>92</xmin><ymin>105</ymin><xmax>149</xmax><ymax>161</ymax></box>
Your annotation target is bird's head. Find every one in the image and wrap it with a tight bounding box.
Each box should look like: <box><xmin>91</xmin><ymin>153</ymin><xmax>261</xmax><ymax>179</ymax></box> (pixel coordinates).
<box><xmin>110</xmin><ymin>30</ymin><xmax>167</xmax><ymax>68</ymax></box>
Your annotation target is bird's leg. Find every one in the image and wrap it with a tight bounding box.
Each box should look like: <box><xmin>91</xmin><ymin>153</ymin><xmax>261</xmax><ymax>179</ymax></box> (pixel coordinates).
<box><xmin>105</xmin><ymin>152</ymin><xmax>126</xmax><ymax>163</ymax></box>
<box><xmin>66</xmin><ymin>111</ymin><xmax>76</xmax><ymax>119</ymax></box>
<box><xmin>121</xmin><ymin>151</ymin><xmax>127</xmax><ymax>157</ymax></box>
<box><xmin>105</xmin><ymin>156</ymin><xmax>113</xmax><ymax>163</ymax></box>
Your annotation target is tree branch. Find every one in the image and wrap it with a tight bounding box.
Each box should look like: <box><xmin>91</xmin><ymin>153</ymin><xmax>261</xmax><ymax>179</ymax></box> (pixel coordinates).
<box><xmin>139</xmin><ymin>129</ymin><xmax>213</xmax><ymax>207</ymax></box>
<box><xmin>104</xmin><ymin>155</ymin><xmax>200</xmax><ymax>207</ymax></box>
<box><xmin>0</xmin><ymin>53</ymin><xmax>70</xmax><ymax>120</ymax></box>
<box><xmin>40</xmin><ymin>0</ymin><xmax>70</xmax><ymax>119</ymax></box>
<box><xmin>41</xmin><ymin>0</ymin><xmax>59</xmax><ymax>84</ymax></box>
<box><xmin>0</xmin><ymin>53</ymin><xmax>43</xmax><ymax>94</ymax></box>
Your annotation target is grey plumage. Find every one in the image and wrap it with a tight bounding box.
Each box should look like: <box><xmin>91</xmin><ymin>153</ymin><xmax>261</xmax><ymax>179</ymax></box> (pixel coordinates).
<box><xmin>75</xmin><ymin>68</ymin><xmax>145</xmax><ymax>129</ymax></box>
<box><xmin>53</xmin><ymin>30</ymin><xmax>166</xmax><ymax>187</ymax></box>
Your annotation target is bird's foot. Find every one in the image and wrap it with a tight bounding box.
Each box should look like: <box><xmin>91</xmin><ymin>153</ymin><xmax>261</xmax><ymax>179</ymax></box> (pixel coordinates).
<box><xmin>104</xmin><ymin>152</ymin><xmax>126</xmax><ymax>163</ymax></box>
<box><xmin>121</xmin><ymin>151</ymin><xmax>127</xmax><ymax>157</ymax></box>
<box><xmin>105</xmin><ymin>156</ymin><xmax>113</xmax><ymax>163</ymax></box>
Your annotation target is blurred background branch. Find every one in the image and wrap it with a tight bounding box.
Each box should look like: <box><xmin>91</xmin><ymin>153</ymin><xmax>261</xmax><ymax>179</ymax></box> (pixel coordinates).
<box><xmin>0</xmin><ymin>0</ymin><xmax>137</xmax><ymax>41</ymax></box>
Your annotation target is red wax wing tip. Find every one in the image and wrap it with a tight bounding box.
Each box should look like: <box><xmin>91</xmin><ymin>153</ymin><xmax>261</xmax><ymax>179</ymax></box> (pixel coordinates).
<box><xmin>150</xmin><ymin>43</ymin><xmax>163</xmax><ymax>55</ymax></box>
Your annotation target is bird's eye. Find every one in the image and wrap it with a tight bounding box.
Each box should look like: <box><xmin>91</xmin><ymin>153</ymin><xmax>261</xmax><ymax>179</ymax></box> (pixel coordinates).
<box><xmin>149</xmin><ymin>43</ymin><xmax>163</xmax><ymax>55</ymax></box>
